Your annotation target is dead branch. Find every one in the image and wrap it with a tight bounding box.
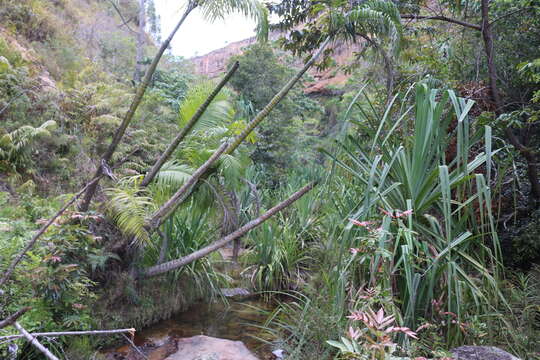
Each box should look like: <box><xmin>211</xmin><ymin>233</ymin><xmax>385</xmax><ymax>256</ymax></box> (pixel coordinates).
<box><xmin>0</xmin><ymin>307</ymin><xmax>31</xmax><ymax>330</ymax></box>
<box><xmin>0</xmin><ymin>149</ymin><xmax>139</xmax><ymax>288</ymax></box>
<box><xmin>0</xmin><ymin>328</ymin><xmax>136</xmax><ymax>341</ymax></box>
<box><xmin>13</xmin><ymin>322</ymin><xmax>59</xmax><ymax>360</ymax></box>
<box><xmin>106</xmin><ymin>0</ymin><xmax>139</xmax><ymax>34</ymax></box>
<box><xmin>0</xmin><ymin>176</ymin><xmax>101</xmax><ymax>288</ymax></box>
<box><xmin>400</xmin><ymin>14</ymin><xmax>481</xmax><ymax>31</ymax></box>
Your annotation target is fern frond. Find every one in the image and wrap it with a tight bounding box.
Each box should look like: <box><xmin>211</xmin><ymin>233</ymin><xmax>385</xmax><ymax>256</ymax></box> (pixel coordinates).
<box><xmin>105</xmin><ymin>186</ymin><xmax>154</xmax><ymax>244</ymax></box>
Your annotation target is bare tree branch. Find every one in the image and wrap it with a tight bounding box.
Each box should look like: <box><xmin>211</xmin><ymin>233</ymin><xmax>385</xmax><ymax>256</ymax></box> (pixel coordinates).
<box><xmin>106</xmin><ymin>0</ymin><xmax>139</xmax><ymax>34</ymax></box>
<box><xmin>0</xmin><ymin>307</ymin><xmax>30</xmax><ymax>330</ymax></box>
<box><xmin>13</xmin><ymin>322</ymin><xmax>60</xmax><ymax>360</ymax></box>
<box><xmin>0</xmin><ymin>328</ymin><xmax>136</xmax><ymax>341</ymax></box>
<box><xmin>0</xmin><ymin>150</ymin><xmax>138</xmax><ymax>288</ymax></box>
<box><xmin>0</xmin><ymin>176</ymin><xmax>101</xmax><ymax>288</ymax></box>
<box><xmin>400</xmin><ymin>14</ymin><xmax>481</xmax><ymax>31</ymax></box>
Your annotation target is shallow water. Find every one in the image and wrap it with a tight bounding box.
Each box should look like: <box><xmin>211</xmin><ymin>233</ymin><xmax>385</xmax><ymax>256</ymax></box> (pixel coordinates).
<box><xmin>109</xmin><ymin>298</ymin><xmax>274</xmax><ymax>359</ymax></box>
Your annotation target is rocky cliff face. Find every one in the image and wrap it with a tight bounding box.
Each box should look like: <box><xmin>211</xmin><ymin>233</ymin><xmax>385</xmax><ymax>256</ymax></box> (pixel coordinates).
<box><xmin>190</xmin><ymin>32</ymin><xmax>365</xmax><ymax>94</ymax></box>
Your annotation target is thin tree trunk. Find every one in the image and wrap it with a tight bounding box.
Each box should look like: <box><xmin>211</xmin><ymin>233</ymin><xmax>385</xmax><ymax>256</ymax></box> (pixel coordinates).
<box><xmin>13</xmin><ymin>322</ymin><xmax>59</xmax><ymax>360</ymax></box>
<box><xmin>79</xmin><ymin>1</ymin><xmax>197</xmax><ymax>212</ymax></box>
<box><xmin>1</xmin><ymin>328</ymin><xmax>136</xmax><ymax>341</ymax></box>
<box><xmin>480</xmin><ymin>0</ymin><xmax>540</xmax><ymax>201</ymax></box>
<box><xmin>156</xmin><ymin>229</ymin><xmax>169</xmax><ymax>264</ymax></box>
<box><xmin>140</xmin><ymin>61</ymin><xmax>240</xmax><ymax>187</ymax></box>
<box><xmin>225</xmin><ymin>37</ymin><xmax>331</xmax><ymax>154</ymax></box>
<box><xmin>357</xmin><ymin>33</ymin><xmax>394</xmax><ymax>101</ymax></box>
<box><xmin>142</xmin><ymin>182</ymin><xmax>317</xmax><ymax>277</ymax></box>
<box><xmin>134</xmin><ymin>0</ymin><xmax>146</xmax><ymax>83</ymax></box>
<box><xmin>141</xmin><ymin>39</ymin><xmax>330</xmax><ymax>231</ymax></box>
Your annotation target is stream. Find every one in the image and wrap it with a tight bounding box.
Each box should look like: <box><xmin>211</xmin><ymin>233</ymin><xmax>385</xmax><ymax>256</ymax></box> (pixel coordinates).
<box><xmin>106</xmin><ymin>248</ymin><xmax>277</xmax><ymax>360</ymax></box>
<box><xmin>106</xmin><ymin>298</ymin><xmax>275</xmax><ymax>359</ymax></box>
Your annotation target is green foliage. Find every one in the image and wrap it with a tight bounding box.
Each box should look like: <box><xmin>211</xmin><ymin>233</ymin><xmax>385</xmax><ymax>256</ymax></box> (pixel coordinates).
<box><xmin>229</xmin><ymin>43</ymin><xmax>323</xmax><ymax>183</ymax></box>
<box><xmin>0</xmin><ymin>120</ymin><xmax>57</xmax><ymax>173</ymax></box>
<box><xmin>141</xmin><ymin>202</ymin><xmax>228</xmax><ymax>297</ymax></box>
<box><xmin>0</xmin><ymin>198</ymin><xmax>102</xmax><ymax>358</ymax></box>
<box><xmin>328</xmin><ymin>83</ymin><xmax>503</xmax><ymax>345</ymax></box>
<box><xmin>105</xmin><ymin>182</ymin><xmax>155</xmax><ymax>244</ymax></box>
<box><xmin>243</xmin><ymin>220</ymin><xmax>309</xmax><ymax>294</ymax></box>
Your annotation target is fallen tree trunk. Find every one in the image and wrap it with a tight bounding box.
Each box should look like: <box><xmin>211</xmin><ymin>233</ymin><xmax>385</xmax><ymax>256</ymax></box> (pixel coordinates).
<box><xmin>142</xmin><ymin>182</ymin><xmax>317</xmax><ymax>278</ymax></box>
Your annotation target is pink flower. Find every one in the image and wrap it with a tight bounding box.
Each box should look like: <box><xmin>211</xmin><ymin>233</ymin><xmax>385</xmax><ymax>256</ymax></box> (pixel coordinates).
<box><xmin>349</xmin><ymin>218</ymin><xmax>374</xmax><ymax>227</ymax></box>
<box><xmin>385</xmin><ymin>326</ymin><xmax>418</xmax><ymax>339</ymax></box>
<box><xmin>347</xmin><ymin>326</ymin><xmax>361</xmax><ymax>340</ymax></box>
<box><xmin>350</xmin><ymin>248</ymin><xmax>363</xmax><ymax>255</ymax></box>
<box><xmin>380</xmin><ymin>208</ymin><xmax>413</xmax><ymax>218</ymax></box>
<box><xmin>47</xmin><ymin>255</ymin><xmax>62</xmax><ymax>263</ymax></box>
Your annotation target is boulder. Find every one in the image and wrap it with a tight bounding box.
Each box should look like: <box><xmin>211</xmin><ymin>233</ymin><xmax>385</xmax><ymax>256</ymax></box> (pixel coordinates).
<box><xmin>451</xmin><ymin>346</ymin><xmax>520</xmax><ymax>360</ymax></box>
<box><xmin>164</xmin><ymin>335</ymin><xmax>259</xmax><ymax>360</ymax></box>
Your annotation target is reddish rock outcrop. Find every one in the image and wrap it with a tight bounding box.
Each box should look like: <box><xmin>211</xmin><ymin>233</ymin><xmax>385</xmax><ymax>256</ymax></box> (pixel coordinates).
<box><xmin>189</xmin><ymin>32</ymin><xmax>365</xmax><ymax>94</ymax></box>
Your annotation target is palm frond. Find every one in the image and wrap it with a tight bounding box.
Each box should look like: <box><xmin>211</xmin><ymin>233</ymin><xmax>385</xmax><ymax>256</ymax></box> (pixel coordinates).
<box><xmin>178</xmin><ymin>82</ymin><xmax>235</xmax><ymax>133</ymax></box>
<box><xmin>200</xmin><ymin>0</ymin><xmax>269</xmax><ymax>41</ymax></box>
<box><xmin>154</xmin><ymin>161</ymin><xmax>194</xmax><ymax>188</ymax></box>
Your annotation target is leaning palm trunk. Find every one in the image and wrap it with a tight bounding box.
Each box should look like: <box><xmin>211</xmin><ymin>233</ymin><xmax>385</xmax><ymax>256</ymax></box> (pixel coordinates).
<box><xmin>147</xmin><ymin>142</ymin><xmax>229</xmax><ymax>229</ymax></box>
<box><xmin>225</xmin><ymin>36</ymin><xmax>331</xmax><ymax>154</ymax></box>
<box><xmin>143</xmin><ymin>37</ymin><xmax>331</xmax><ymax>231</ymax></box>
<box><xmin>142</xmin><ymin>182</ymin><xmax>316</xmax><ymax>277</ymax></box>
<box><xmin>79</xmin><ymin>1</ymin><xmax>197</xmax><ymax>211</ymax></box>
<box><xmin>140</xmin><ymin>61</ymin><xmax>240</xmax><ymax>187</ymax></box>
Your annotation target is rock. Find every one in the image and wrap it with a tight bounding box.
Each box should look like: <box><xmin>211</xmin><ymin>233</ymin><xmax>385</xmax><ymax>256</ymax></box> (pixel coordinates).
<box><xmin>164</xmin><ymin>335</ymin><xmax>259</xmax><ymax>360</ymax></box>
<box><xmin>451</xmin><ymin>346</ymin><xmax>520</xmax><ymax>360</ymax></box>
<box><xmin>220</xmin><ymin>287</ymin><xmax>252</xmax><ymax>298</ymax></box>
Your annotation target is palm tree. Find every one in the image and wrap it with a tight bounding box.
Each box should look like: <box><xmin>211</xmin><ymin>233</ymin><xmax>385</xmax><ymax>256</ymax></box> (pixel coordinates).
<box><xmin>79</xmin><ymin>0</ymin><xmax>269</xmax><ymax>211</ymax></box>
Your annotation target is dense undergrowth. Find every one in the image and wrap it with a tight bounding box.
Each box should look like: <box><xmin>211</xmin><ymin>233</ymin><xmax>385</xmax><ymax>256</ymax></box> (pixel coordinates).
<box><xmin>1</xmin><ymin>0</ymin><xmax>540</xmax><ymax>359</ymax></box>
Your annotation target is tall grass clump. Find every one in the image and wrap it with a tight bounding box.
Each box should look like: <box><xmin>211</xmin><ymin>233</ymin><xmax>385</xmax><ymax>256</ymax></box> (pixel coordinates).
<box><xmin>266</xmin><ymin>83</ymin><xmax>508</xmax><ymax>358</ymax></box>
